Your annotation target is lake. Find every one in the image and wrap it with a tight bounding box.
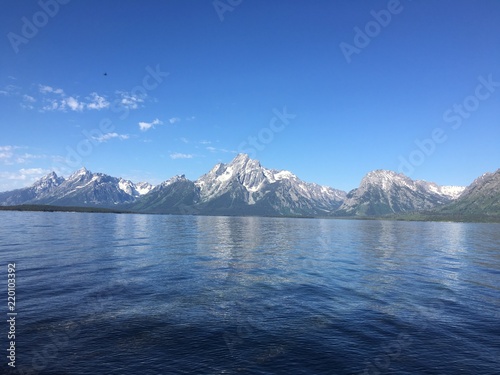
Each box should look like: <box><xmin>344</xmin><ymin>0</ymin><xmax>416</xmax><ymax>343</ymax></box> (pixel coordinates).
<box><xmin>1</xmin><ymin>211</ymin><xmax>499</xmax><ymax>374</ymax></box>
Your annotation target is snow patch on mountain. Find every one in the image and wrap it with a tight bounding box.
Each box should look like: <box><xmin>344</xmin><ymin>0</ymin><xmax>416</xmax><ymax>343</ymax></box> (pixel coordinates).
<box><xmin>194</xmin><ymin>153</ymin><xmax>346</xmax><ymax>214</ymax></box>
<box><xmin>338</xmin><ymin>170</ymin><xmax>465</xmax><ymax>216</ymax></box>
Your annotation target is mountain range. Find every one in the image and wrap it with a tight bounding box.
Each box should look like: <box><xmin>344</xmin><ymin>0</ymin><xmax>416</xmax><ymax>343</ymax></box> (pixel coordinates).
<box><xmin>0</xmin><ymin>154</ymin><xmax>498</xmax><ymax>220</ymax></box>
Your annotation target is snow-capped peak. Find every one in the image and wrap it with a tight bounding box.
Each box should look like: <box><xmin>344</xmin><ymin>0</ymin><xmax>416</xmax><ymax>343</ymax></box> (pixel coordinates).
<box><xmin>193</xmin><ymin>153</ymin><xmax>345</xmax><ymax>213</ymax></box>
<box><xmin>32</xmin><ymin>171</ymin><xmax>65</xmax><ymax>194</ymax></box>
<box><xmin>231</xmin><ymin>153</ymin><xmax>251</xmax><ymax>164</ymax></box>
<box><xmin>361</xmin><ymin>170</ymin><xmax>412</xmax><ymax>191</ymax></box>
<box><xmin>134</xmin><ymin>182</ymin><xmax>154</xmax><ymax>195</ymax></box>
<box><xmin>118</xmin><ymin>178</ymin><xmax>154</xmax><ymax>197</ymax></box>
<box><xmin>161</xmin><ymin>175</ymin><xmax>187</xmax><ymax>187</ymax></box>
<box><xmin>68</xmin><ymin>167</ymin><xmax>91</xmax><ymax>180</ymax></box>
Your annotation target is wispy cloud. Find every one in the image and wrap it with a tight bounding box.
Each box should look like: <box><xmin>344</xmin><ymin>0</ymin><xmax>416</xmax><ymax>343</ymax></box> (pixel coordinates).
<box><xmin>0</xmin><ymin>168</ymin><xmax>52</xmax><ymax>191</ymax></box>
<box><xmin>170</xmin><ymin>152</ymin><xmax>194</xmax><ymax>159</ymax></box>
<box><xmin>206</xmin><ymin>146</ymin><xmax>236</xmax><ymax>154</ymax></box>
<box><xmin>138</xmin><ymin>118</ymin><xmax>163</xmax><ymax>131</ymax></box>
<box><xmin>180</xmin><ymin>137</ymin><xmax>189</xmax><ymax>144</ymax></box>
<box><xmin>0</xmin><ymin>145</ymin><xmax>59</xmax><ymax>166</ymax></box>
<box><xmin>41</xmin><ymin>99</ymin><xmax>60</xmax><ymax>112</ymax></box>
<box><xmin>14</xmin><ymin>153</ymin><xmax>46</xmax><ymax>164</ymax></box>
<box><xmin>63</xmin><ymin>96</ymin><xmax>85</xmax><ymax>112</ymax></box>
<box><xmin>0</xmin><ymin>84</ymin><xmax>21</xmax><ymax>96</ymax></box>
<box><xmin>23</xmin><ymin>95</ymin><xmax>36</xmax><ymax>103</ymax></box>
<box><xmin>0</xmin><ymin>146</ymin><xmax>17</xmax><ymax>164</ymax></box>
<box><xmin>169</xmin><ymin>117</ymin><xmax>181</xmax><ymax>124</ymax></box>
<box><xmin>39</xmin><ymin>84</ymin><xmax>65</xmax><ymax>96</ymax></box>
<box><xmin>12</xmin><ymin>85</ymin><xmax>136</xmax><ymax>113</ymax></box>
<box><xmin>38</xmin><ymin>91</ymin><xmax>109</xmax><ymax>112</ymax></box>
<box><xmin>116</xmin><ymin>91</ymin><xmax>145</xmax><ymax>110</ymax></box>
<box><xmin>86</xmin><ymin>92</ymin><xmax>110</xmax><ymax>110</ymax></box>
<box><xmin>21</xmin><ymin>94</ymin><xmax>37</xmax><ymax>110</ymax></box>
<box><xmin>92</xmin><ymin>132</ymin><xmax>130</xmax><ymax>143</ymax></box>
<box><xmin>0</xmin><ymin>168</ymin><xmax>50</xmax><ymax>180</ymax></box>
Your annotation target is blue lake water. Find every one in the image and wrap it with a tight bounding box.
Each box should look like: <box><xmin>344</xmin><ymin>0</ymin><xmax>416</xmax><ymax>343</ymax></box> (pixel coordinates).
<box><xmin>1</xmin><ymin>211</ymin><xmax>499</xmax><ymax>374</ymax></box>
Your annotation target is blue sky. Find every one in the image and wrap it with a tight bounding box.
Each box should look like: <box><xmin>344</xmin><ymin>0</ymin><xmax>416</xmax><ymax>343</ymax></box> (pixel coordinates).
<box><xmin>1</xmin><ymin>0</ymin><xmax>499</xmax><ymax>192</ymax></box>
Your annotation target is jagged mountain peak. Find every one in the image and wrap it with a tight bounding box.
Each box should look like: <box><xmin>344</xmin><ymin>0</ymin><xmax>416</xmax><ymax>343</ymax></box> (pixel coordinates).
<box><xmin>0</xmin><ymin>156</ymin><xmax>494</xmax><ymax>219</ymax></box>
<box><xmin>363</xmin><ymin>169</ymin><xmax>409</xmax><ymax>183</ymax></box>
<box><xmin>161</xmin><ymin>174</ymin><xmax>188</xmax><ymax>186</ymax></box>
<box><xmin>459</xmin><ymin>169</ymin><xmax>500</xmax><ymax>197</ymax></box>
<box><xmin>36</xmin><ymin>171</ymin><xmax>63</xmax><ymax>184</ymax></box>
<box><xmin>466</xmin><ymin>169</ymin><xmax>500</xmax><ymax>189</ymax></box>
<box><xmin>193</xmin><ymin>154</ymin><xmax>345</xmax><ymax>215</ymax></box>
<box><xmin>41</xmin><ymin>171</ymin><xmax>59</xmax><ymax>180</ymax></box>
<box><xmin>435</xmin><ymin>169</ymin><xmax>500</xmax><ymax>217</ymax></box>
<box><xmin>338</xmin><ymin>169</ymin><xmax>464</xmax><ymax>216</ymax></box>
<box><xmin>357</xmin><ymin>169</ymin><xmax>414</xmax><ymax>193</ymax></box>
<box><xmin>32</xmin><ymin>171</ymin><xmax>65</xmax><ymax>194</ymax></box>
<box><xmin>227</xmin><ymin>153</ymin><xmax>262</xmax><ymax>171</ymax></box>
<box><xmin>232</xmin><ymin>153</ymin><xmax>251</xmax><ymax>163</ymax></box>
<box><xmin>68</xmin><ymin>167</ymin><xmax>91</xmax><ymax>180</ymax></box>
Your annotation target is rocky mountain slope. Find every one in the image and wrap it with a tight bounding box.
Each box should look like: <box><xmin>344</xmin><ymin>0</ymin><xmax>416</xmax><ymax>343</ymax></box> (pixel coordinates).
<box><xmin>0</xmin><ymin>168</ymin><xmax>153</xmax><ymax>207</ymax></box>
<box><xmin>336</xmin><ymin>170</ymin><xmax>465</xmax><ymax>216</ymax></box>
<box><xmin>128</xmin><ymin>154</ymin><xmax>346</xmax><ymax>215</ymax></box>
<box><xmin>434</xmin><ymin>169</ymin><xmax>500</xmax><ymax>217</ymax></box>
<box><xmin>2</xmin><ymin>155</ymin><xmax>495</xmax><ymax>220</ymax></box>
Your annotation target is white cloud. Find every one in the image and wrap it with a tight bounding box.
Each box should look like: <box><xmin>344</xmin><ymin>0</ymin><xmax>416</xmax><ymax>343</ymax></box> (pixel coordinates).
<box><xmin>39</xmin><ymin>84</ymin><xmax>65</xmax><ymax>96</ymax></box>
<box><xmin>0</xmin><ymin>85</ymin><xmax>20</xmax><ymax>96</ymax></box>
<box><xmin>0</xmin><ymin>146</ymin><xmax>21</xmax><ymax>164</ymax></box>
<box><xmin>0</xmin><ymin>168</ymin><xmax>50</xmax><ymax>181</ymax></box>
<box><xmin>170</xmin><ymin>153</ymin><xmax>194</xmax><ymax>159</ymax></box>
<box><xmin>23</xmin><ymin>95</ymin><xmax>36</xmax><ymax>103</ymax></box>
<box><xmin>206</xmin><ymin>146</ymin><xmax>236</xmax><ymax>154</ymax></box>
<box><xmin>21</xmin><ymin>95</ymin><xmax>37</xmax><ymax>110</ymax></box>
<box><xmin>0</xmin><ymin>146</ymin><xmax>17</xmax><ymax>151</ymax></box>
<box><xmin>0</xmin><ymin>146</ymin><xmax>60</xmax><ymax>167</ymax></box>
<box><xmin>87</xmin><ymin>92</ymin><xmax>110</xmax><ymax>110</ymax></box>
<box><xmin>62</xmin><ymin>96</ymin><xmax>85</xmax><ymax>112</ymax></box>
<box><xmin>92</xmin><ymin>132</ymin><xmax>129</xmax><ymax>143</ymax></box>
<box><xmin>169</xmin><ymin>117</ymin><xmax>181</xmax><ymax>124</ymax></box>
<box><xmin>138</xmin><ymin>118</ymin><xmax>163</xmax><ymax>131</ymax></box>
<box><xmin>41</xmin><ymin>99</ymin><xmax>59</xmax><ymax>112</ymax></box>
<box><xmin>20</xmin><ymin>168</ymin><xmax>47</xmax><ymax>176</ymax></box>
<box><xmin>199</xmin><ymin>140</ymin><xmax>211</xmax><ymax>145</ymax></box>
<box><xmin>0</xmin><ymin>151</ymin><xmax>14</xmax><ymax>164</ymax></box>
<box><xmin>116</xmin><ymin>91</ymin><xmax>145</xmax><ymax>110</ymax></box>
<box><xmin>35</xmin><ymin>86</ymin><xmax>109</xmax><ymax>112</ymax></box>
<box><xmin>179</xmin><ymin>137</ymin><xmax>189</xmax><ymax>144</ymax></box>
<box><xmin>15</xmin><ymin>153</ymin><xmax>46</xmax><ymax>164</ymax></box>
<box><xmin>0</xmin><ymin>168</ymin><xmax>53</xmax><ymax>191</ymax></box>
